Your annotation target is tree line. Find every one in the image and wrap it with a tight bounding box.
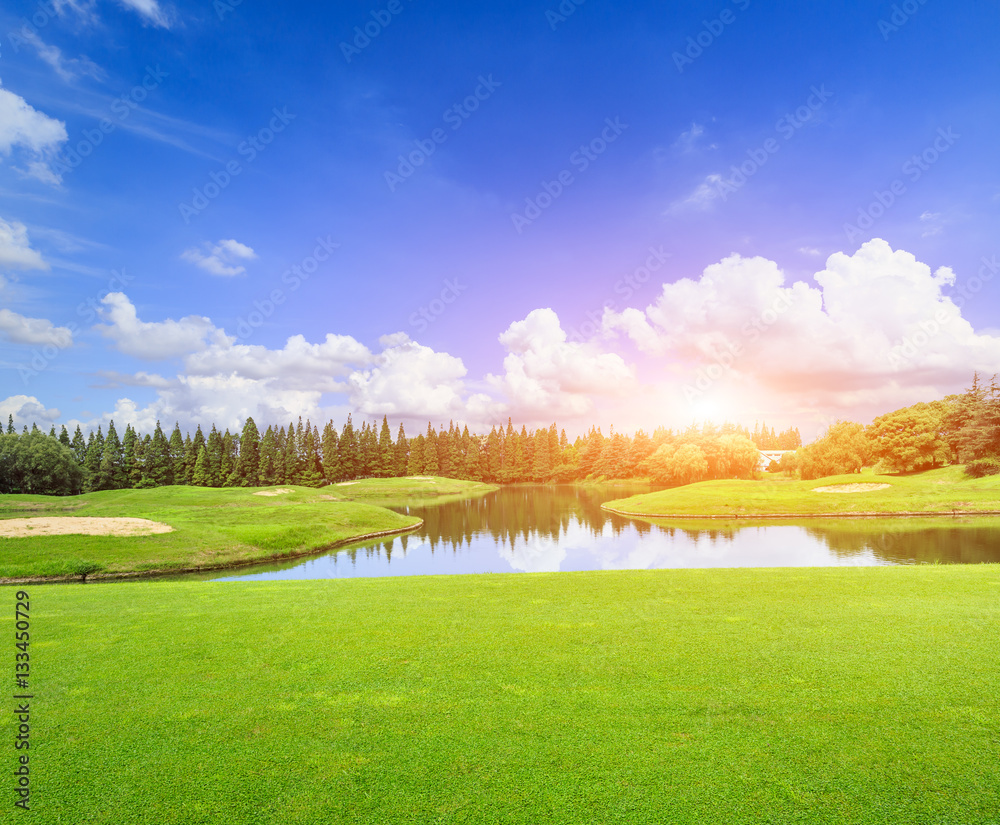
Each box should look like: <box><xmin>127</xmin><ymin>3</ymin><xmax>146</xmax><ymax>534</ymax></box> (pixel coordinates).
<box><xmin>0</xmin><ymin>412</ymin><xmax>801</xmax><ymax>496</ymax></box>
<box><xmin>783</xmin><ymin>374</ymin><xmax>1000</xmax><ymax>480</ymax></box>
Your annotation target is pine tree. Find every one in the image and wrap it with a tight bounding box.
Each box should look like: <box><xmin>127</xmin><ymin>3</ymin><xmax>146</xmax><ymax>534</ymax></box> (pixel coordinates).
<box><xmin>235</xmin><ymin>417</ymin><xmax>261</xmax><ymax>486</ymax></box>
<box><xmin>321</xmin><ymin>422</ymin><xmax>340</xmax><ymax>483</ymax></box>
<box><xmin>58</xmin><ymin>425</ymin><xmax>70</xmax><ymax>447</ymax></box>
<box><xmin>393</xmin><ymin>423</ymin><xmax>408</xmax><ymax>477</ymax></box>
<box><xmin>122</xmin><ymin>426</ymin><xmax>138</xmax><ymax>487</ymax></box>
<box><xmin>269</xmin><ymin>427</ymin><xmax>284</xmax><ymax>484</ymax></box>
<box><xmin>96</xmin><ymin>420</ymin><xmax>125</xmax><ymax>490</ymax></box>
<box><xmin>84</xmin><ymin>427</ymin><xmax>104</xmax><ymax>490</ymax></box>
<box><xmin>191</xmin><ymin>446</ymin><xmax>210</xmax><ymax>486</ymax></box>
<box><xmin>339</xmin><ymin>416</ymin><xmax>359</xmax><ymax>480</ymax></box>
<box><xmin>283</xmin><ymin>422</ymin><xmax>301</xmax><ymax>484</ymax></box>
<box><xmin>5</xmin><ymin>415</ymin><xmax>13</xmax><ymax>434</ymax></box>
<box><xmin>259</xmin><ymin>426</ymin><xmax>278</xmax><ymax>485</ymax></box>
<box><xmin>423</xmin><ymin>424</ymin><xmax>439</xmax><ymax>475</ymax></box>
<box><xmin>221</xmin><ymin>430</ymin><xmax>238</xmax><ymax>486</ymax></box>
<box><xmin>205</xmin><ymin>426</ymin><xmax>223</xmax><ymax>487</ymax></box>
<box><xmin>168</xmin><ymin>423</ymin><xmax>185</xmax><ymax>484</ymax></box>
<box><xmin>299</xmin><ymin>424</ymin><xmax>324</xmax><ymax>487</ymax></box>
<box><xmin>485</xmin><ymin>427</ymin><xmax>501</xmax><ymax>482</ymax></box>
<box><xmin>70</xmin><ymin>426</ymin><xmax>87</xmax><ymax>465</ymax></box>
<box><xmin>531</xmin><ymin>428</ymin><xmax>551</xmax><ymax>482</ymax></box>
<box><xmin>377</xmin><ymin>416</ymin><xmax>394</xmax><ymax>477</ymax></box>
<box><xmin>149</xmin><ymin>422</ymin><xmax>172</xmax><ymax>486</ymax></box>
<box><xmin>359</xmin><ymin>422</ymin><xmax>378</xmax><ymax>478</ymax></box>
<box><xmin>407</xmin><ymin>434</ymin><xmax>425</xmax><ymax>475</ymax></box>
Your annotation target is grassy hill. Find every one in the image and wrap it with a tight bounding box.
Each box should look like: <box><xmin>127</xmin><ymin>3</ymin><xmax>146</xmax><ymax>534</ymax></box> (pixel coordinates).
<box><xmin>604</xmin><ymin>466</ymin><xmax>1000</xmax><ymax>518</ymax></box>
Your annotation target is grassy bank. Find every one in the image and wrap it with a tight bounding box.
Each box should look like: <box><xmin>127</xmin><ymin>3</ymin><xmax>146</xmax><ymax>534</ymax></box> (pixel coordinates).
<box><xmin>604</xmin><ymin>465</ymin><xmax>1000</xmax><ymax>518</ymax></box>
<box><xmin>0</xmin><ymin>484</ymin><xmax>425</xmax><ymax>580</ymax></box>
<box><xmin>328</xmin><ymin>475</ymin><xmax>497</xmax><ymax>506</ymax></box>
<box><xmin>6</xmin><ymin>566</ymin><xmax>999</xmax><ymax>823</ymax></box>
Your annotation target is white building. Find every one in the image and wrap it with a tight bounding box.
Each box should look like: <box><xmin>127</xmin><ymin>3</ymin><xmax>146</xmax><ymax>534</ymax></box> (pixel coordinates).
<box><xmin>758</xmin><ymin>449</ymin><xmax>791</xmax><ymax>472</ymax></box>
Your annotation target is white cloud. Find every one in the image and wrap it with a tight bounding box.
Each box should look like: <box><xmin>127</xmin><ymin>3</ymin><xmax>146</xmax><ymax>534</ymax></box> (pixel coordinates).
<box><xmin>117</xmin><ymin>0</ymin><xmax>171</xmax><ymax>27</ymax></box>
<box><xmin>919</xmin><ymin>210</ymin><xmax>945</xmax><ymax>237</ymax></box>
<box><xmin>19</xmin><ymin>30</ymin><xmax>105</xmax><ymax>82</ymax></box>
<box><xmin>602</xmin><ymin>238</ymin><xmax>1000</xmax><ymax>416</ymax></box>
<box><xmin>348</xmin><ymin>334</ymin><xmax>471</xmax><ymax>420</ymax></box>
<box><xmin>97</xmin><ymin>293</ymin><xmax>232</xmax><ymax>359</ymax></box>
<box><xmin>0</xmin><ymin>309</ymin><xmax>73</xmax><ymax>347</ymax></box>
<box><xmin>666</xmin><ymin>174</ymin><xmax>722</xmax><ymax>214</ymax></box>
<box><xmin>0</xmin><ymin>395</ymin><xmax>60</xmax><ymax>427</ymax></box>
<box><xmin>0</xmin><ymin>81</ymin><xmax>69</xmax><ymax>184</ymax></box>
<box><xmin>487</xmin><ymin>308</ymin><xmax>635</xmax><ymax>419</ymax></box>
<box><xmin>0</xmin><ymin>218</ymin><xmax>48</xmax><ymax>270</ymax></box>
<box><xmin>181</xmin><ymin>239</ymin><xmax>257</xmax><ymax>277</ymax></box>
<box><xmin>672</xmin><ymin>122</ymin><xmax>706</xmax><ymax>154</ymax></box>
<box><xmin>185</xmin><ymin>333</ymin><xmax>372</xmax><ymax>389</ymax></box>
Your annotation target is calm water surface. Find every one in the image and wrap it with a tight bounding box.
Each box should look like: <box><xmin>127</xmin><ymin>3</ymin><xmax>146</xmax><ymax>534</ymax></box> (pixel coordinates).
<box><xmin>204</xmin><ymin>485</ymin><xmax>1000</xmax><ymax>582</ymax></box>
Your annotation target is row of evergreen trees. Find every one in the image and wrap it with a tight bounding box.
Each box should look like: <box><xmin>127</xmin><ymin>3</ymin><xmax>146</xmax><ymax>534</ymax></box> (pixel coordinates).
<box><xmin>1</xmin><ymin>413</ymin><xmax>800</xmax><ymax>495</ymax></box>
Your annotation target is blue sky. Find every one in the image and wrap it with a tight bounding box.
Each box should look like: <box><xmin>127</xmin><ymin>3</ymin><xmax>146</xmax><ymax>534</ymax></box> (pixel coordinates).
<box><xmin>1</xmin><ymin>0</ymin><xmax>998</xmax><ymax>438</ymax></box>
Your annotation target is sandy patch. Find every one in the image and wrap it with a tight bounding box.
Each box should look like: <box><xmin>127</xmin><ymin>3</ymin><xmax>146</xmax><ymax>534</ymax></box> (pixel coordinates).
<box><xmin>406</xmin><ymin>476</ymin><xmax>436</xmax><ymax>481</ymax></box>
<box><xmin>0</xmin><ymin>517</ymin><xmax>173</xmax><ymax>538</ymax></box>
<box><xmin>811</xmin><ymin>483</ymin><xmax>892</xmax><ymax>493</ymax></box>
<box><xmin>335</xmin><ymin>481</ymin><xmax>359</xmax><ymax>486</ymax></box>
<box><xmin>254</xmin><ymin>488</ymin><xmax>294</xmax><ymax>496</ymax></box>
<box><xmin>317</xmin><ymin>495</ymin><xmax>339</xmax><ymax>501</ymax></box>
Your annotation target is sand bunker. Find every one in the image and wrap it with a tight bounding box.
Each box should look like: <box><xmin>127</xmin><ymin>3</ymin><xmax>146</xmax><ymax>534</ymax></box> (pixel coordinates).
<box><xmin>811</xmin><ymin>483</ymin><xmax>892</xmax><ymax>493</ymax></box>
<box><xmin>0</xmin><ymin>517</ymin><xmax>174</xmax><ymax>538</ymax></box>
<box><xmin>407</xmin><ymin>476</ymin><xmax>436</xmax><ymax>481</ymax></box>
<box><xmin>335</xmin><ymin>481</ymin><xmax>359</xmax><ymax>486</ymax></box>
<box><xmin>254</xmin><ymin>488</ymin><xmax>294</xmax><ymax>496</ymax></box>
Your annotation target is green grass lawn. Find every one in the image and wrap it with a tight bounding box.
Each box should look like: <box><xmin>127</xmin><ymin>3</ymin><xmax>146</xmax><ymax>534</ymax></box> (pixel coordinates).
<box><xmin>327</xmin><ymin>475</ymin><xmax>498</xmax><ymax>507</ymax></box>
<box><xmin>0</xmin><ymin>484</ymin><xmax>426</xmax><ymax>580</ymax></box>
<box><xmin>605</xmin><ymin>465</ymin><xmax>1000</xmax><ymax>518</ymax></box>
<box><xmin>5</xmin><ymin>566</ymin><xmax>998</xmax><ymax>823</ymax></box>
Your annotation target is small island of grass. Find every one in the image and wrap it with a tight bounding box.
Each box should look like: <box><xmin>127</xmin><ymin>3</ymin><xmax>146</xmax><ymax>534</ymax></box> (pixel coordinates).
<box><xmin>0</xmin><ymin>477</ymin><xmax>495</xmax><ymax>582</ymax></box>
<box><xmin>603</xmin><ymin>465</ymin><xmax>1000</xmax><ymax>519</ymax></box>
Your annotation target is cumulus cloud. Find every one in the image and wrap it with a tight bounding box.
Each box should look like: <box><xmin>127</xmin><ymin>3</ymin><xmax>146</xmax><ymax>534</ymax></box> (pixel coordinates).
<box><xmin>0</xmin><ymin>81</ymin><xmax>68</xmax><ymax>184</ymax></box>
<box><xmin>0</xmin><ymin>309</ymin><xmax>73</xmax><ymax>347</ymax></box>
<box><xmin>96</xmin><ymin>293</ymin><xmax>232</xmax><ymax>359</ymax></box>
<box><xmin>348</xmin><ymin>334</ymin><xmax>472</xmax><ymax>420</ymax></box>
<box><xmin>185</xmin><ymin>333</ymin><xmax>372</xmax><ymax>389</ymax></box>
<box><xmin>0</xmin><ymin>218</ymin><xmax>48</xmax><ymax>270</ymax></box>
<box><xmin>0</xmin><ymin>395</ymin><xmax>60</xmax><ymax>427</ymax></box>
<box><xmin>488</xmin><ymin>308</ymin><xmax>635</xmax><ymax>419</ymax></box>
<box><xmin>181</xmin><ymin>239</ymin><xmax>257</xmax><ymax>277</ymax></box>
<box><xmin>602</xmin><ymin>238</ymin><xmax>1000</xmax><ymax>415</ymax></box>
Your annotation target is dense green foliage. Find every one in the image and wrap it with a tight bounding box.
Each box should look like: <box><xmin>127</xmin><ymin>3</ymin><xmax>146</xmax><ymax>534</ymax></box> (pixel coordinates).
<box><xmin>1</xmin><ymin>411</ymin><xmax>800</xmax><ymax>495</ymax></box>
<box><xmin>779</xmin><ymin>375</ymin><xmax>1000</xmax><ymax>479</ymax></box>
<box><xmin>604</xmin><ymin>465</ymin><xmax>1000</xmax><ymax>518</ymax></box>
<box><xmin>0</xmin><ymin>428</ymin><xmax>84</xmax><ymax>495</ymax></box>
<box><xmin>6</xmin><ymin>567</ymin><xmax>998</xmax><ymax>823</ymax></box>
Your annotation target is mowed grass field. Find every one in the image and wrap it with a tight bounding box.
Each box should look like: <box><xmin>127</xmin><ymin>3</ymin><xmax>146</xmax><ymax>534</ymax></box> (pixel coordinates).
<box><xmin>0</xmin><ymin>484</ymin><xmax>431</xmax><ymax>580</ymax></box>
<box><xmin>605</xmin><ymin>466</ymin><xmax>1000</xmax><ymax>518</ymax></box>
<box><xmin>6</xmin><ymin>566</ymin><xmax>999</xmax><ymax>824</ymax></box>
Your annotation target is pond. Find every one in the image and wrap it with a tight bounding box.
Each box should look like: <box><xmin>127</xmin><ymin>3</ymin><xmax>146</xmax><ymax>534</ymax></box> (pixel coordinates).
<box><xmin>197</xmin><ymin>484</ymin><xmax>1000</xmax><ymax>582</ymax></box>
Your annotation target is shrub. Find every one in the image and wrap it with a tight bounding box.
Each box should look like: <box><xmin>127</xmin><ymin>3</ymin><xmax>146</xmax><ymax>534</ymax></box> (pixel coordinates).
<box><xmin>964</xmin><ymin>458</ymin><xmax>1000</xmax><ymax>478</ymax></box>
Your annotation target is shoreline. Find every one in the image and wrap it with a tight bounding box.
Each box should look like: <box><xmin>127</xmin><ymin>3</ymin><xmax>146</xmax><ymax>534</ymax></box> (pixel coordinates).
<box><xmin>601</xmin><ymin>505</ymin><xmax>1000</xmax><ymax>520</ymax></box>
<box><xmin>0</xmin><ymin>520</ymin><xmax>423</xmax><ymax>585</ymax></box>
